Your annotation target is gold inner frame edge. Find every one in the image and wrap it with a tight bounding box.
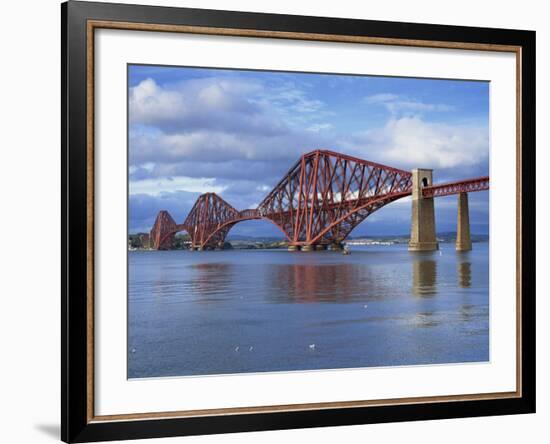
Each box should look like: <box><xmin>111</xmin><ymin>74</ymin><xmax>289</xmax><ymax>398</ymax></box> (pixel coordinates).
<box><xmin>85</xmin><ymin>19</ymin><xmax>523</xmax><ymax>423</ymax></box>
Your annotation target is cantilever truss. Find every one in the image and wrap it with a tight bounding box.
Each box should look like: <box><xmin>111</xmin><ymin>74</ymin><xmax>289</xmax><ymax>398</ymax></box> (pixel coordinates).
<box><xmin>153</xmin><ymin>193</ymin><xmax>259</xmax><ymax>250</ymax></box>
<box><xmin>182</xmin><ymin>193</ymin><xmax>248</xmax><ymax>249</ymax></box>
<box><xmin>150</xmin><ymin>210</ymin><xmax>177</xmax><ymax>250</ymax></box>
<box><xmin>257</xmin><ymin>150</ymin><xmax>413</xmax><ymax>246</ymax></box>
<box><xmin>149</xmin><ymin>150</ymin><xmax>489</xmax><ymax>250</ymax></box>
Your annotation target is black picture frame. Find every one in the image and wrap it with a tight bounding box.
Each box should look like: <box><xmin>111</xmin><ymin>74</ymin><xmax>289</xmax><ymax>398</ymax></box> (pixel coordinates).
<box><xmin>62</xmin><ymin>1</ymin><xmax>536</xmax><ymax>442</ymax></box>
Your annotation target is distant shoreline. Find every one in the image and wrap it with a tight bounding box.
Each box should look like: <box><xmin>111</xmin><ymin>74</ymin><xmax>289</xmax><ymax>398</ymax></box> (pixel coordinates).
<box><xmin>128</xmin><ymin>233</ymin><xmax>489</xmax><ymax>251</ymax></box>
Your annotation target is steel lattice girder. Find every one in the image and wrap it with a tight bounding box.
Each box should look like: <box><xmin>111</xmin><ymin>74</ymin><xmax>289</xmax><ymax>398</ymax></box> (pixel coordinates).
<box><xmin>183</xmin><ymin>193</ymin><xmax>239</xmax><ymax>249</ymax></box>
<box><xmin>422</xmin><ymin>177</ymin><xmax>490</xmax><ymax>198</ymax></box>
<box><xmin>150</xmin><ymin>210</ymin><xmax>177</xmax><ymax>250</ymax></box>
<box><xmin>257</xmin><ymin>150</ymin><xmax>413</xmax><ymax>245</ymax></box>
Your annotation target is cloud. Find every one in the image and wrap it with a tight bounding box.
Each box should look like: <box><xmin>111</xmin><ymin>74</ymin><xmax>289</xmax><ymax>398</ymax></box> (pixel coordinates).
<box><xmin>252</xmin><ymin>81</ymin><xmax>327</xmax><ymax>117</ymax></box>
<box><xmin>128</xmin><ymin>76</ymin><xmax>336</xmax><ymax>207</ymax></box>
<box><xmin>133</xmin><ymin>159</ymin><xmax>296</xmax><ymax>184</ymax></box>
<box><xmin>130</xmin><ymin>78</ymin><xmax>183</xmax><ymax>125</ymax></box>
<box><xmin>129</xmin><ymin>176</ymin><xmax>226</xmax><ymax>196</ymax></box>
<box><xmin>307</xmin><ymin>123</ymin><xmax>334</xmax><ymax>132</ymax></box>
<box><xmin>129</xmin><ymin>77</ymin><xmax>328</xmax><ymax>136</ymax></box>
<box><xmin>129</xmin><ymin>77</ymin><xmax>334</xmax><ymax>172</ymax></box>
<box><xmin>364</xmin><ymin>93</ymin><xmax>399</xmax><ymax>103</ymax></box>
<box><xmin>364</xmin><ymin>93</ymin><xmax>454</xmax><ymax>115</ymax></box>
<box><xmin>130</xmin><ymin>77</ymin><xmax>287</xmax><ymax>136</ymax></box>
<box><xmin>345</xmin><ymin>116</ymin><xmax>488</xmax><ymax>170</ymax></box>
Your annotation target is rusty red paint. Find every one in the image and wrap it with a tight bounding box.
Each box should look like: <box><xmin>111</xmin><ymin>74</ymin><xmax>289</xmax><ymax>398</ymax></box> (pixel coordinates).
<box><xmin>422</xmin><ymin>177</ymin><xmax>489</xmax><ymax>198</ymax></box>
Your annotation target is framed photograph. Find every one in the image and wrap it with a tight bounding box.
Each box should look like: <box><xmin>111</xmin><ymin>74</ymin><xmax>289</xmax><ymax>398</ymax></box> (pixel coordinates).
<box><xmin>62</xmin><ymin>1</ymin><xmax>535</xmax><ymax>442</ymax></box>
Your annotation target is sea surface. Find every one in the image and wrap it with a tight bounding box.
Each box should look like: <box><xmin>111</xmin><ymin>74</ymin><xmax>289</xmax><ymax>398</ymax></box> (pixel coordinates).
<box><xmin>128</xmin><ymin>242</ymin><xmax>489</xmax><ymax>378</ymax></box>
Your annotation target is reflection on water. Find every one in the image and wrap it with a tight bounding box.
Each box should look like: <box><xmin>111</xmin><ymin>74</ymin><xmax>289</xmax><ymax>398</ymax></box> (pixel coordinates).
<box><xmin>128</xmin><ymin>243</ymin><xmax>489</xmax><ymax>378</ymax></box>
<box><xmin>188</xmin><ymin>261</ymin><xmax>390</xmax><ymax>304</ymax></box>
<box><xmin>411</xmin><ymin>311</ymin><xmax>441</xmax><ymax>328</ymax></box>
<box><xmin>269</xmin><ymin>264</ymin><xmax>371</xmax><ymax>303</ymax></box>
<box><xmin>412</xmin><ymin>255</ymin><xmax>437</xmax><ymax>297</ymax></box>
<box><xmin>412</xmin><ymin>255</ymin><xmax>473</xmax><ymax>295</ymax></box>
<box><xmin>458</xmin><ymin>261</ymin><xmax>472</xmax><ymax>288</ymax></box>
<box><xmin>189</xmin><ymin>263</ymin><xmax>236</xmax><ymax>302</ymax></box>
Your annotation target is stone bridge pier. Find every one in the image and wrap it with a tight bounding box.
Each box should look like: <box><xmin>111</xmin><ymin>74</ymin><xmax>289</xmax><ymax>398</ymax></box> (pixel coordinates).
<box><xmin>455</xmin><ymin>192</ymin><xmax>472</xmax><ymax>251</ymax></box>
<box><xmin>408</xmin><ymin>169</ymin><xmax>473</xmax><ymax>252</ymax></box>
<box><xmin>408</xmin><ymin>169</ymin><xmax>439</xmax><ymax>251</ymax></box>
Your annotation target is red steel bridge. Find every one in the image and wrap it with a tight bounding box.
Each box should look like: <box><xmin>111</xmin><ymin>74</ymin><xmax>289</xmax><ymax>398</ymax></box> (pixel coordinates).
<box><xmin>150</xmin><ymin>150</ymin><xmax>489</xmax><ymax>251</ymax></box>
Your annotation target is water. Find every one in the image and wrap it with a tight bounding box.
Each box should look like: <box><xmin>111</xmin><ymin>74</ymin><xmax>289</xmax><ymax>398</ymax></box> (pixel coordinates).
<box><xmin>128</xmin><ymin>242</ymin><xmax>489</xmax><ymax>378</ymax></box>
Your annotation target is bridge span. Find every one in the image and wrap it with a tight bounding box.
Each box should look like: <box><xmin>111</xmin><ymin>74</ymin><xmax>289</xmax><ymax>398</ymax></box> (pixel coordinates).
<box><xmin>149</xmin><ymin>150</ymin><xmax>489</xmax><ymax>252</ymax></box>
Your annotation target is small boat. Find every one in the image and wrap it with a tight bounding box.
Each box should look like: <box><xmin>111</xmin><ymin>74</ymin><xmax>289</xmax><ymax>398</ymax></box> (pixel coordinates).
<box><xmin>342</xmin><ymin>245</ymin><xmax>351</xmax><ymax>255</ymax></box>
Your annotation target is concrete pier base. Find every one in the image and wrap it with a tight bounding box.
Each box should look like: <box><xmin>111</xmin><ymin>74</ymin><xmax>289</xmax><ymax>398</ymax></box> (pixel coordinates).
<box><xmin>287</xmin><ymin>245</ymin><xmax>299</xmax><ymax>252</ymax></box>
<box><xmin>456</xmin><ymin>192</ymin><xmax>472</xmax><ymax>251</ymax></box>
<box><xmin>409</xmin><ymin>169</ymin><xmax>439</xmax><ymax>252</ymax></box>
<box><xmin>409</xmin><ymin>241</ymin><xmax>439</xmax><ymax>251</ymax></box>
<box><xmin>301</xmin><ymin>245</ymin><xmax>314</xmax><ymax>252</ymax></box>
<box><xmin>315</xmin><ymin>244</ymin><xmax>326</xmax><ymax>251</ymax></box>
<box><xmin>328</xmin><ymin>243</ymin><xmax>343</xmax><ymax>251</ymax></box>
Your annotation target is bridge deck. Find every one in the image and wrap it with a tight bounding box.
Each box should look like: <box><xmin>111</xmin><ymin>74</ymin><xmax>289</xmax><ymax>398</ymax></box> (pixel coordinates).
<box><xmin>422</xmin><ymin>176</ymin><xmax>489</xmax><ymax>198</ymax></box>
<box><xmin>174</xmin><ymin>177</ymin><xmax>489</xmax><ymax>231</ymax></box>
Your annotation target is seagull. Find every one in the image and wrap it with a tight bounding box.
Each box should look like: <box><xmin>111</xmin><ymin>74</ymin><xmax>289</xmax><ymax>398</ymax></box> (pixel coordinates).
<box><xmin>363</xmin><ymin>304</ymin><xmax>368</xmax><ymax>309</ymax></box>
<box><xmin>234</xmin><ymin>346</ymin><xmax>239</xmax><ymax>352</ymax></box>
<box><xmin>309</xmin><ymin>344</ymin><xmax>316</xmax><ymax>350</ymax></box>
<box><xmin>249</xmin><ymin>346</ymin><xmax>254</xmax><ymax>352</ymax></box>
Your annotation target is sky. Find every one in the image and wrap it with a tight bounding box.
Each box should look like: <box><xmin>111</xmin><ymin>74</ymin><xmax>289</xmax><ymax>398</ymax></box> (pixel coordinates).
<box><xmin>128</xmin><ymin>64</ymin><xmax>490</xmax><ymax>237</ymax></box>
